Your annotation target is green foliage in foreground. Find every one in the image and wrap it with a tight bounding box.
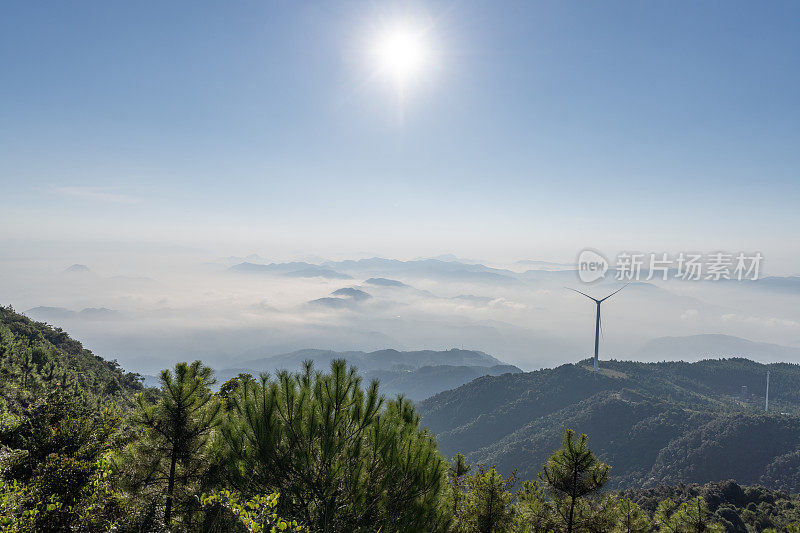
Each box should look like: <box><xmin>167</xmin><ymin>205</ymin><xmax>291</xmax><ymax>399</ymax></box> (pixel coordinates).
<box><xmin>0</xmin><ymin>355</ymin><xmax>796</xmax><ymax>532</ymax></box>
<box><xmin>0</xmin><ymin>392</ymin><xmax>127</xmax><ymax>532</ymax></box>
<box><xmin>221</xmin><ymin>360</ymin><xmax>448</xmax><ymax>532</ymax></box>
<box><xmin>200</xmin><ymin>490</ymin><xmax>305</xmax><ymax>533</ymax></box>
<box><xmin>540</xmin><ymin>429</ymin><xmax>609</xmax><ymax>532</ymax></box>
<box><xmin>121</xmin><ymin>361</ymin><xmax>222</xmax><ymax>527</ymax></box>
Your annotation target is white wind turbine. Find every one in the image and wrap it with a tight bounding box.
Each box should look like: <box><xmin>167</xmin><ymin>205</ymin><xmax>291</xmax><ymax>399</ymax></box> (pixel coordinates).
<box><xmin>566</xmin><ymin>284</ymin><xmax>629</xmax><ymax>372</ymax></box>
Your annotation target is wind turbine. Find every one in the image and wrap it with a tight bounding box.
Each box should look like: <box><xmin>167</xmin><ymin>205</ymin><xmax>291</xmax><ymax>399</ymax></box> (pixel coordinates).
<box><xmin>566</xmin><ymin>284</ymin><xmax>629</xmax><ymax>372</ymax></box>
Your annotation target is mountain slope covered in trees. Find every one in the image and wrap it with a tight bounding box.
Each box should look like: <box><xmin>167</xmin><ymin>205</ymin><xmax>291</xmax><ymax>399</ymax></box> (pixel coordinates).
<box><xmin>419</xmin><ymin>359</ymin><xmax>800</xmax><ymax>491</ymax></box>
<box><xmin>364</xmin><ymin>364</ymin><xmax>521</xmax><ymax>401</ymax></box>
<box><xmin>0</xmin><ymin>305</ymin><xmax>143</xmax><ymax>404</ymax></box>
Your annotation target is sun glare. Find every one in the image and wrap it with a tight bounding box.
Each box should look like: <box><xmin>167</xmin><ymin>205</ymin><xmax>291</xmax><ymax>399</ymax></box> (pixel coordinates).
<box><xmin>373</xmin><ymin>26</ymin><xmax>430</xmax><ymax>85</ymax></box>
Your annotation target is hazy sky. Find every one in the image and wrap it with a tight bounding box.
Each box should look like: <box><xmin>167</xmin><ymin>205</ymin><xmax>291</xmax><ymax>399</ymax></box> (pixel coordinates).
<box><xmin>2</xmin><ymin>1</ymin><xmax>799</xmax><ymax>270</ymax></box>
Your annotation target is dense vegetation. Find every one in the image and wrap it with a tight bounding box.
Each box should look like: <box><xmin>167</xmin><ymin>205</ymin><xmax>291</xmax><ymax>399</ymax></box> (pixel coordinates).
<box><xmin>0</xmin><ymin>306</ymin><xmax>144</xmax><ymax>530</ymax></box>
<box><xmin>419</xmin><ymin>359</ymin><xmax>800</xmax><ymax>490</ymax></box>
<box><xmin>0</xmin><ymin>306</ymin><xmax>143</xmax><ymax>405</ymax></box>
<box><xmin>1</xmin><ymin>306</ymin><xmax>799</xmax><ymax>531</ymax></box>
<box><xmin>622</xmin><ymin>481</ymin><xmax>800</xmax><ymax>532</ymax></box>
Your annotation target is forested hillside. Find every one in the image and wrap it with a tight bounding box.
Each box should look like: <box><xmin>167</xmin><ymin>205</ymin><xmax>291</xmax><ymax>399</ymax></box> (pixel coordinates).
<box><xmin>0</xmin><ymin>306</ymin><xmax>146</xmax><ymax>531</ymax></box>
<box><xmin>364</xmin><ymin>364</ymin><xmax>521</xmax><ymax>401</ymax></box>
<box><xmin>0</xmin><ymin>305</ymin><xmax>143</xmax><ymax>405</ymax></box>
<box><xmin>420</xmin><ymin>359</ymin><xmax>800</xmax><ymax>490</ymax></box>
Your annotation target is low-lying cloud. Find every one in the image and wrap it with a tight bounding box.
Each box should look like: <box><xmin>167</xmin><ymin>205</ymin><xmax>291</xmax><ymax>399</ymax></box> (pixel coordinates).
<box><xmin>2</xmin><ymin>247</ymin><xmax>799</xmax><ymax>375</ymax></box>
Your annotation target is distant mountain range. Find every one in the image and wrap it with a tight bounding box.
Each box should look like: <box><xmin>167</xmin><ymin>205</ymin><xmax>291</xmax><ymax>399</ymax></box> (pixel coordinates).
<box><xmin>241</xmin><ymin>347</ymin><xmax>506</xmax><ymax>372</ymax></box>
<box><xmin>26</xmin><ymin>306</ymin><xmax>122</xmax><ymax>321</ymax></box>
<box><xmin>227</xmin><ymin>258</ymin><xmax>522</xmax><ymax>284</ymax></box>
<box><xmin>633</xmin><ymin>334</ymin><xmax>800</xmax><ymax>361</ymax></box>
<box><xmin>419</xmin><ymin>358</ymin><xmax>800</xmax><ymax>491</ymax></box>
<box><xmin>739</xmin><ymin>275</ymin><xmax>800</xmax><ymax>293</ymax></box>
<box><xmin>229</xmin><ymin>261</ymin><xmax>352</xmax><ymax>279</ymax></box>
<box><xmin>364</xmin><ymin>277</ymin><xmax>408</xmax><ymax>287</ymax></box>
<box><xmin>211</xmin><ymin>348</ymin><xmax>521</xmax><ymax>401</ymax></box>
<box><xmin>226</xmin><ymin>257</ymin><xmax>800</xmax><ymax>292</ymax></box>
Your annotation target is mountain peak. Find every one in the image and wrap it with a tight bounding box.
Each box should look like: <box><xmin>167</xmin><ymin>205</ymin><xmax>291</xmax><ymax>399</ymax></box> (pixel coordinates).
<box><xmin>63</xmin><ymin>264</ymin><xmax>90</xmax><ymax>273</ymax></box>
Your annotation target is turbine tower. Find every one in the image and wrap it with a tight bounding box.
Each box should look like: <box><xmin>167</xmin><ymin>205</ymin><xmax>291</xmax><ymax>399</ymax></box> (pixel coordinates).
<box><xmin>567</xmin><ymin>284</ymin><xmax>628</xmax><ymax>372</ymax></box>
<box><xmin>765</xmin><ymin>370</ymin><xmax>770</xmax><ymax>412</ymax></box>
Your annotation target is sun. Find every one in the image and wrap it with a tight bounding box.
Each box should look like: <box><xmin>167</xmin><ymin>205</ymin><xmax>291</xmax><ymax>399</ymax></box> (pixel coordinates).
<box><xmin>373</xmin><ymin>26</ymin><xmax>430</xmax><ymax>85</ymax></box>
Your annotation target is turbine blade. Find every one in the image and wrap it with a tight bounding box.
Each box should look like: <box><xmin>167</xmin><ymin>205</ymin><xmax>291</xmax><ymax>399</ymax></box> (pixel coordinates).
<box><xmin>598</xmin><ymin>282</ymin><xmax>631</xmax><ymax>302</ymax></box>
<box><xmin>565</xmin><ymin>287</ymin><xmax>600</xmax><ymax>303</ymax></box>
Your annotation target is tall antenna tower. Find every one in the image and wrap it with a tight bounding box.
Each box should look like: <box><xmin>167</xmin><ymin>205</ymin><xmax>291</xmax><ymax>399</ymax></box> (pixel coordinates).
<box><xmin>765</xmin><ymin>370</ymin><xmax>770</xmax><ymax>412</ymax></box>
<box><xmin>566</xmin><ymin>284</ymin><xmax>628</xmax><ymax>372</ymax></box>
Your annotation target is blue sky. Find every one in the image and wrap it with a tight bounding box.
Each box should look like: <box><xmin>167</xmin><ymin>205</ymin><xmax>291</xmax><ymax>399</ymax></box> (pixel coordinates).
<box><xmin>2</xmin><ymin>1</ymin><xmax>799</xmax><ymax>269</ymax></box>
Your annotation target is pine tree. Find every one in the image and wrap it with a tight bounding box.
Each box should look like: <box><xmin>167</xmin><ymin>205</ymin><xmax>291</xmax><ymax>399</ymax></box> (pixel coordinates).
<box><xmin>126</xmin><ymin>361</ymin><xmax>221</xmax><ymax>527</ymax></box>
<box><xmin>458</xmin><ymin>465</ymin><xmax>516</xmax><ymax>533</ymax></box>
<box><xmin>611</xmin><ymin>496</ymin><xmax>651</xmax><ymax>533</ymax></box>
<box><xmin>18</xmin><ymin>349</ymin><xmax>35</xmax><ymax>389</ymax></box>
<box><xmin>222</xmin><ymin>359</ymin><xmax>448</xmax><ymax>532</ymax></box>
<box><xmin>449</xmin><ymin>452</ymin><xmax>472</xmax><ymax>529</ymax></box>
<box><xmin>217</xmin><ymin>372</ymin><xmax>253</xmax><ymax>411</ymax></box>
<box><xmin>654</xmin><ymin>497</ymin><xmax>724</xmax><ymax>533</ymax></box>
<box><xmin>540</xmin><ymin>429</ymin><xmax>610</xmax><ymax>533</ymax></box>
<box><xmin>514</xmin><ymin>480</ymin><xmax>557</xmax><ymax>532</ymax></box>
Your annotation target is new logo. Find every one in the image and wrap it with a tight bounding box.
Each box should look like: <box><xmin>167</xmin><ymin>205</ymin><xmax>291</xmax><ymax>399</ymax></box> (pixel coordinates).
<box><xmin>577</xmin><ymin>249</ymin><xmax>609</xmax><ymax>283</ymax></box>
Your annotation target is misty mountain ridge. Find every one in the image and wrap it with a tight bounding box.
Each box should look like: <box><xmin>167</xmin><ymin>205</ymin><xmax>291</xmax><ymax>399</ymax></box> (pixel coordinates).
<box><xmin>229</xmin><ymin>257</ymin><xmax>522</xmax><ymax>284</ymax></box>
<box><xmin>11</xmin><ymin>254</ymin><xmax>800</xmax><ymax>375</ymax></box>
<box><xmin>26</xmin><ymin>306</ymin><xmax>123</xmax><ymax>321</ymax></box>
<box><xmin>63</xmin><ymin>263</ymin><xmax>91</xmax><ymax>273</ymax></box>
<box><xmin>634</xmin><ymin>334</ymin><xmax>800</xmax><ymax>361</ymax></box>
<box><xmin>241</xmin><ymin>347</ymin><xmax>507</xmax><ymax>373</ymax></box>
<box><xmin>364</xmin><ymin>277</ymin><xmax>408</xmax><ymax>287</ymax></box>
<box><xmin>308</xmin><ymin>287</ymin><xmax>373</xmax><ymax>308</ymax></box>
<box><xmin>212</xmin><ymin>347</ymin><xmax>520</xmax><ymax>401</ymax></box>
<box><xmin>227</xmin><ymin>256</ymin><xmax>800</xmax><ymax>289</ymax></box>
<box><xmin>211</xmin><ymin>362</ymin><xmax>522</xmax><ymax>402</ymax></box>
<box><xmin>331</xmin><ymin>287</ymin><xmax>371</xmax><ymax>300</ymax></box>
<box><xmin>229</xmin><ymin>261</ymin><xmax>352</xmax><ymax>279</ymax></box>
<box><xmin>749</xmin><ymin>275</ymin><xmax>800</xmax><ymax>293</ymax></box>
